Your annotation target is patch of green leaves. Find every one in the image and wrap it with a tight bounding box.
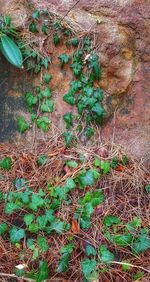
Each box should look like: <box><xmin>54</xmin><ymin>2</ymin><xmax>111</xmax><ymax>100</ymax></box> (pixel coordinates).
<box><xmin>81</xmin><ymin>258</ymin><xmax>97</xmax><ymax>280</ymax></box>
<box><xmin>103</xmin><ymin>215</ymin><xmax>121</xmax><ymax>228</ymax></box>
<box><xmin>99</xmin><ymin>245</ymin><xmax>114</xmax><ymax>263</ymax></box>
<box><xmin>41</xmin><ymin>99</ymin><xmax>54</xmax><ymax>113</ymax></box>
<box><xmin>63</xmin><ymin>112</ymin><xmax>73</xmax><ymax>129</ymax></box>
<box><xmin>36</xmin><ymin>260</ymin><xmax>49</xmax><ymax>282</ymax></box>
<box><xmin>132</xmin><ymin>229</ymin><xmax>150</xmax><ymax>254</ymax></box>
<box><xmin>0</xmin><ymin>222</ymin><xmax>8</xmax><ymax>235</ymax></box>
<box><xmin>25</xmin><ymin>92</ymin><xmax>38</xmax><ymax>111</ymax></box>
<box><xmin>59</xmin><ymin>54</ymin><xmax>70</xmax><ymax>66</ymax></box>
<box><xmin>57</xmin><ymin>243</ymin><xmax>74</xmax><ymax>272</ymax></box>
<box><xmin>42</xmin><ymin>73</ymin><xmax>52</xmax><ymax>84</ymax></box>
<box><xmin>37</xmin><ymin>155</ymin><xmax>48</xmax><ymax>166</ymax></box>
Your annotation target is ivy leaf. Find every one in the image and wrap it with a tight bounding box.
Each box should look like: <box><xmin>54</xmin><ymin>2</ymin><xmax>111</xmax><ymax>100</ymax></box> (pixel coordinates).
<box><xmin>85</xmin><ymin>127</ymin><xmax>94</xmax><ymax>139</ymax></box>
<box><xmin>10</xmin><ymin>226</ymin><xmax>25</xmax><ymax>244</ymax></box>
<box><xmin>40</xmin><ymin>87</ymin><xmax>52</xmax><ymax>98</ymax></box>
<box><xmin>36</xmin><ymin>260</ymin><xmax>49</xmax><ymax>282</ymax></box>
<box><xmin>42</xmin><ymin>73</ymin><xmax>52</xmax><ymax>84</ymax></box>
<box><xmin>66</xmin><ymin>160</ymin><xmax>78</xmax><ymax>168</ymax></box>
<box><xmin>100</xmin><ymin>160</ymin><xmax>111</xmax><ymax>174</ymax></box>
<box><xmin>29</xmin><ymin>21</ymin><xmax>38</xmax><ymax>33</ymax></box>
<box><xmin>24</xmin><ymin>214</ymin><xmax>35</xmax><ymax>226</ymax></box>
<box><xmin>70</xmin><ymin>80</ymin><xmax>82</xmax><ymax>92</ymax></box>
<box><xmin>132</xmin><ymin>230</ymin><xmax>150</xmax><ymax>254</ymax></box>
<box><xmin>85</xmin><ymin>245</ymin><xmax>97</xmax><ymax>256</ymax></box>
<box><xmin>28</xmin><ymin>223</ymin><xmax>39</xmax><ymax>233</ymax></box>
<box><xmin>59</xmin><ymin>54</ymin><xmax>70</xmax><ymax>66</ymax></box>
<box><xmin>63</xmin><ymin>93</ymin><xmax>76</xmax><ymax>105</ymax></box>
<box><xmin>0</xmin><ymin>223</ymin><xmax>8</xmax><ymax>235</ymax></box>
<box><xmin>99</xmin><ymin>245</ymin><xmax>114</xmax><ymax>263</ymax></box>
<box><xmin>32</xmin><ymin>10</ymin><xmax>40</xmax><ymax>19</ymax></box>
<box><xmin>68</xmin><ymin>37</ymin><xmax>79</xmax><ymax>47</ymax></box>
<box><xmin>126</xmin><ymin>217</ymin><xmax>142</xmax><ymax>232</ymax></box>
<box><xmin>81</xmin><ymin>259</ymin><xmax>97</xmax><ymax>278</ymax></box>
<box><xmin>41</xmin><ymin>57</ymin><xmax>51</xmax><ymax>69</ymax></box>
<box><xmin>77</xmin><ymin>169</ymin><xmax>100</xmax><ymax>188</ymax></box>
<box><xmin>17</xmin><ymin>116</ymin><xmax>30</xmax><ymax>133</ymax></box>
<box><xmin>57</xmin><ymin>254</ymin><xmax>69</xmax><ymax>273</ymax></box>
<box><xmin>0</xmin><ymin>157</ymin><xmax>12</xmax><ymax>170</ymax></box>
<box><xmin>133</xmin><ymin>271</ymin><xmax>144</xmax><ymax>281</ymax></box>
<box><xmin>49</xmin><ymin>221</ymin><xmax>66</xmax><ymax>234</ymax></box>
<box><xmin>88</xmin><ymin>52</ymin><xmax>101</xmax><ymax>80</ymax></box>
<box><xmin>29</xmin><ymin>194</ymin><xmax>45</xmax><ymax>211</ymax></box>
<box><xmin>37</xmin><ymin>236</ymin><xmax>49</xmax><ymax>252</ymax></box>
<box><xmin>37</xmin><ymin>155</ymin><xmax>48</xmax><ymax>166</ymax></box>
<box><xmin>92</xmin><ymin>103</ymin><xmax>105</xmax><ymax>118</ymax></box>
<box><xmin>93</xmin><ymin>88</ymin><xmax>104</xmax><ymax>101</ymax></box>
<box><xmin>103</xmin><ymin>215</ymin><xmax>121</xmax><ymax>228</ymax></box>
<box><xmin>25</xmin><ymin>92</ymin><xmax>38</xmax><ymax>110</ymax></box>
<box><xmin>64</xmin><ymin>178</ymin><xmax>76</xmax><ymax>192</ymax></box>
<box><xmin>71</xmin><ymin>62</ymin><xmax>82</xmax><ymax>76</ymax></box>
<box><xmin>37</xmin><ymin>116</ymin><xmax>51</xmax><ymax>132</ymax></box>
<box><xmin>111</xmin><ymin>156</ymin><xmax>119</xmax><ymax>168</ymax></box>
<box><xmin>5</xmin><ymin>202</ymin><xmax>20</xmax><ymax>214</ymax></box>
<box><xmin>41</xmin><ymin>99</ymin><xmax>54</xmax><ymax>113</ymax></box>
<box><xmin>53</xmin><ymin>33</ymin><xmax>60</xmax><ymax>45</ymax></box>
<box><xmin>114</xmin><ymin>234</ymin><xmax>133</xmax><ymax>247</ymax></box>
<box><xmin>63</xmin><ymin>132</ymin><xmax>74</xmax><ymax>147</ymax></box>
<box><xmin>63</xmin><ymin>112</ymin><xmax>73</xmax><ymax>129</ymax></box>
<box><xmin>145</xmin><ymin>184</ymin><xmax>150</xmax><ymax>194</ymax></box>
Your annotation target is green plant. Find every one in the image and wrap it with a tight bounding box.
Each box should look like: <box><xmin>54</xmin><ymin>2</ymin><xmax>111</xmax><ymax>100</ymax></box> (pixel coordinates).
<box><xmin>0</xmin><ymin>16</ymin><xmax>23</xmax><ymax>68</ymax></box>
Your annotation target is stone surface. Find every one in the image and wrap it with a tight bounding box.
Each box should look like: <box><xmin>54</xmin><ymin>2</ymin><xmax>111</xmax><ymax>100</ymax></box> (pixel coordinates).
<box><xmin>0</xmin><ymin>0</ymin><xmax>150</xmax><ymax>165</ymax></box>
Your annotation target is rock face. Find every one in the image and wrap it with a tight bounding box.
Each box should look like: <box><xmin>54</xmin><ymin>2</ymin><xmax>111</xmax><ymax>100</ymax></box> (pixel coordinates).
<box><xmin>31</xmin><ymin>0</ymin><xmax>150</xmax><ymax>165</ymax></box>
<box><xmin>0</xmin><ymin>0</ymin><xmax>150</xmax><ymax>165</ymax></box>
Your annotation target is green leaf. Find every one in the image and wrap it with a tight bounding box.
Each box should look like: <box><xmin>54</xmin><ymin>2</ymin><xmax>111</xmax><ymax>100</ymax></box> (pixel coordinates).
<box><xmin>71</xmin><ymin>62</ymin><xmax>82</xmax><ymax>76</ymax></box>
<box><xmin>126</xmin><ymin>217</ymin><xmax>142</xmax><ymax>232</ymax></box>
<box><xmin>57</xmin><ymin>253</ymin><xmax>69</xmax><ymax>273</ymax></box>
<box><xmin>41</xmin><ymin>99</ymin><xmax>54</xmax><ymax>113</ymax></box>
<box><xmin>85</xmin><ymin>127</ymin><xmax>94</xmax><ymax>139</ymax></box>
<box><xmin>53</xmin><ymin>33</ymin><xmax>60</xmax><ymax>45</ymax></box>
<box><xmin>80</xmin><ymin>190</ymin><xmax>105</xmax><ymax>207</ymax></box>
<box><xmin>68</xmin><ymin>37</ymin><xmax>79</xmax><ymax>47</ymax></box>
<box><xmin>32</xmin><ymin>10</ymin><xmax>40</xmax><ymax>19</ymax></box>
<box><xmin>103</xmin><ymin>215</ymin><xmax>121</xmax><ymax>227</ymax></box>
<box><xmin>29</xmin><ymin>194</ymin><xmax>45</xmax><ymax>211</ymax></box>
<box><xmin>145</xmin><ymin>184</ymin><xmax>150</xmax><ymax>194</ymax></box>
<box><xmin>81</xmin><ymin>259</ymin><xmax>97</xmax><ymax>278</ymax></box>
<box><xmin>85</xmin><ymin>245</ymin><xmax>97</xmax><ymax>256</ymax></box>
<box><xmin>66</xmin><ymin>160</ymin><xmax>78</xmax><ymax>168</ymax></box>
<box><xmin>50</xmin><ymin>221</ymin><xmax>66</xmax><ymax>234</ymax></box>
<box><xmin>17</xmin><ymin>116</ymin><xmax>29</xmax><ymax>133</ymax></box>
<box><xmin>37</xmin><ymin>236</ymin><xmax>49</xmax><ymax>252</ymax></box>
<box><xmin>59</xmin><ymin>54</ymin><xmax>70</xmax><ymax>66</ymax></box>
<box><xmin>63</xmin><ymin>112</ymin><xmax>73</xmax><ymax>129</ymax></box>
<box><xmin>99</xmin><ymin>245</ymin><xmax>114</xmax><ymax>263</ymax></box>
<box><xmin>121</xmin><ymin>261</ymin><xmax>132</xmax><ymax>272</ymax></box>
<box><xmin>0</xmin><ymin>157</ymin><xmax>12</xmax><ymax>170</ymax></box>
<box><xmin>37</xmin><ymin>155</ymin><xmax>48</xmax><ymax>166</ymax></box>
<box><xmin>25</xmin><ymin>92</ymin><xmax>38</xmax><ymax>109</ymax></box>
<box><xmin>114</xmin><ymin>234</ymin><xmax>133</xmax><ymax>247</ymax></box>
<box><xmin>63</xmin><ymin>132</ymin><xmax>74</xmax><ymax>147</ymax></box>
<box><xmin>132</xmin><ymin>230</ymin><xmax>150</xmax><ymax>254</ymax></box>
<box><xmin>28</xmin><ymin>223</ymin><xmax>39</xmax><ymax>233</ymax></box>
<box><xmin>65</xmin><ymin>178</ymin><xmax>76</xmax><ymax>191</ymax></box>
<box><xmin>42</xmin><ymin>73</ymin><xmax>52</xmax><ymax>84</ymax></box>
<box><xmin>94</xmin><ymin>158</ymin><xmax>101</xmax><ymax>167</ymax></box>
<box><xmin>133</xmin><ymin>271</ymin><xmax>144</xmax><ymax>281</ymax></box>
<box><xmin>42</xmin><ymin>24</ymin><xmax>49</xmax><ymax>35</ymax></box>
<box><xmin>63</xmin><ymin>93</ymin><xmax>76</xmax><ymax>105</ymax></box>
<box><xmin>0</xmin><ymin>223</ymin><xmax>8</xmax><ymax>235</ymax></box>
<box><xmin>111</xmin><ymin>156</ymin><xmax>119</xmax><ymax>169</ymax></box>
<box><xmin>36</xmin><ymin>261</ymin><xmax>49</xmax><ymax>282</ymax></box>
<box><xmin>60</xmin><ymin>243</ymin><xmax>74</xmax><ymax>255</ymax></box>
<box><xmin>5</xmin><ymin>202</ymin><xmax>20</xmax><ymax>214</ymax></box>
<box><xmin>24</xmin><ymin>214</ymin><xmax>35</xmax><ymax>226</ymax></box>
<box><xmin>40</xmin><ymin>87</ymin><xmax>52</xmax><ymax>98</ymax></box>
<box><xmin>0</xmin><ymin>35</ymin><xmax>23</xmax><ymax>68</ymax></box>
<box><xmin>77</xmin><ymin>169</ymin><xmax>100</xmax><ymax>188</ymax></box>
<box><xmin>37</xmin><ymin>116</ymin><xmax>51</xmax><ymax>132</ymax></box>
<box><xmin>92</xmin><ymin>103</ymin><xmax>105</xmax><ymax>117</ymax></box>
<box><xmin>29</xmin><ymin>21</ymin><xmax>38</xmax><ymax>33</ymax></box>
<box><xmin>88</xmin><ymin>52</ymin><xmax>101</xmax><ymax>80</ymax></box>
<box><xmin>10</xmin><ymin>226</ymin><xmax>25</xmax><ymax>244</ymax></box>
<box><xmin>41</xmin><ymin>57</ymin><xmax>51</xmax><ymax>69</ymax></box>
<box><xmin>100</xmin><ymin>160</ymin><xmax>111</xmax><ymax>174</ymax></box>
<box><xmin>70</xmin><ymin>80</ymin><xmax>82</xmax><ymax>92</ymax></box>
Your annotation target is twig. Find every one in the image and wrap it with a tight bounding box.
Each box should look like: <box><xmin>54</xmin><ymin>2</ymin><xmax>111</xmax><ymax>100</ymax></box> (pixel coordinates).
<box><xmin>110</xmin><ymin>261</ymin><xmax>150</xmax><ymax>274</ymax></box>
